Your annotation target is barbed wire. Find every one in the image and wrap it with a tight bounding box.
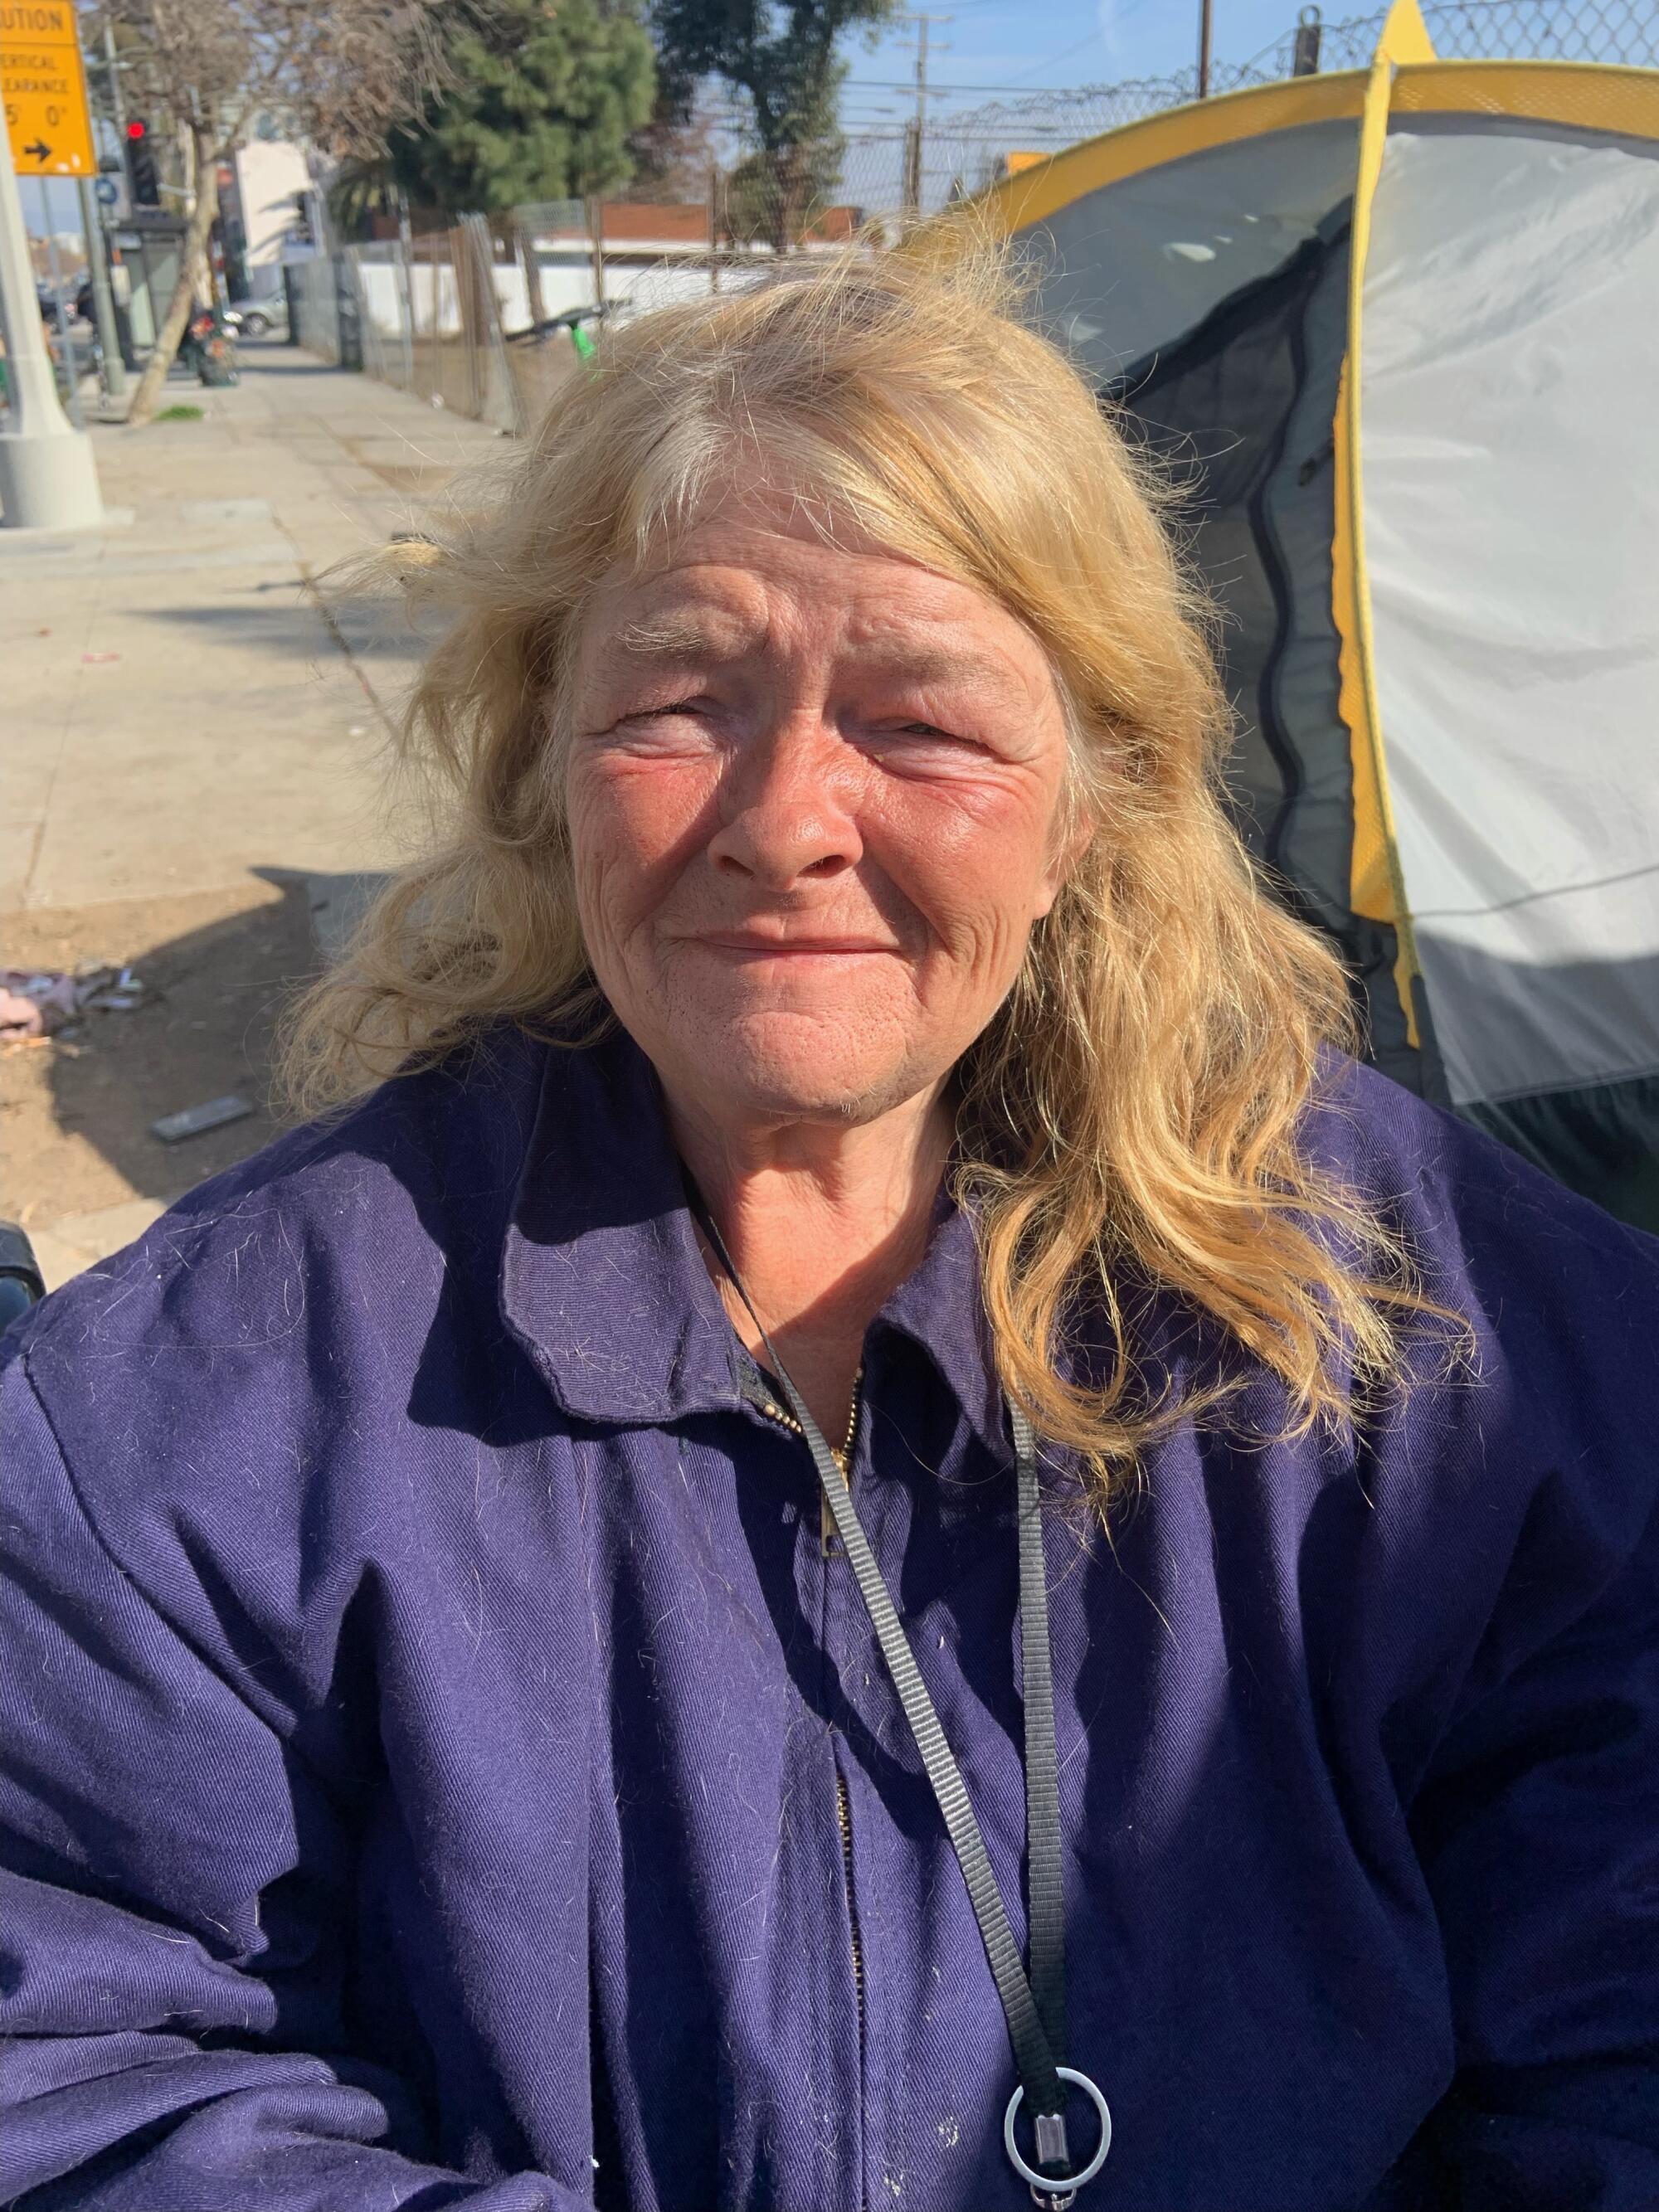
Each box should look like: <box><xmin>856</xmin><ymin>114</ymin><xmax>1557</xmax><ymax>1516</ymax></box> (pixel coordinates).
<box><xmin>830</xmin><ymin>0</ymin><xmax>1659</xmax><ymax>221</ymax></box>
<box><xmin>313</xmin><ymin>0</ymin><xmax>1659</xmax><ymax>424</ymax></box>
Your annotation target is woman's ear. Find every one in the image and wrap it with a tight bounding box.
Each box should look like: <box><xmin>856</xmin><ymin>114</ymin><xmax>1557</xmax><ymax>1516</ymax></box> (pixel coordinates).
<box><xmin>1034</xmin><ymin>804</ymin><xmax>1096</xmax><ymax>920</ymax></box>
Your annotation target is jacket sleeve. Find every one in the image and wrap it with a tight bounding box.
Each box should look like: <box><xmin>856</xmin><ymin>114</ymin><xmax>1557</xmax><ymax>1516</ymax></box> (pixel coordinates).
<box><xmin>1398</xmin><ymin>1490</ymin><xmax>1659</xmax><ymax>2209</ymax></box>
<box><xmin>0</xmin><ymin>1349</ymin><xmax>590</xmax><ymax>2212</ymax></box>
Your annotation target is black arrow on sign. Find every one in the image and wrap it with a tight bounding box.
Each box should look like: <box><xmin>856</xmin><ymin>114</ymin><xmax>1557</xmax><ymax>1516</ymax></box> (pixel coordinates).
<box><xmin>24</xmin><ymin>139</ymin><xmax>51</xmax><ymax>160</ymax></box>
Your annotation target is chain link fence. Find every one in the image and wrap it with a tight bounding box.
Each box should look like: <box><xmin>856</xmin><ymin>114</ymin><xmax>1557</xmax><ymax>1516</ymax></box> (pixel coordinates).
<box><xmin>291</xmin><ymin>0</ymin><xmax>1659</xmax><ymax>422</ymax></box>
<box><xmin>902</xmin><ymin>0</ymin><xmax>1659</xmax><ymax>194</ymax></box>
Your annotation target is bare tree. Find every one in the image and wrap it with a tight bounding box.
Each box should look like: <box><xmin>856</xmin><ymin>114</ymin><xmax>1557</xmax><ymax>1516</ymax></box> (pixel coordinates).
<box><xmin>88</xmin><ymin>0</ymin><xmax>457</xmax><ymax>423</ymax></box>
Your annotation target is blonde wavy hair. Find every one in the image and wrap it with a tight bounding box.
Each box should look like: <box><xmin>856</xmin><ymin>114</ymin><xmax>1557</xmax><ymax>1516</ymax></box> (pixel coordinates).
<box><xmin>284</xmin><ymin>241</ymin><xmax>1450</xmax><ymax>1495</ymax></box>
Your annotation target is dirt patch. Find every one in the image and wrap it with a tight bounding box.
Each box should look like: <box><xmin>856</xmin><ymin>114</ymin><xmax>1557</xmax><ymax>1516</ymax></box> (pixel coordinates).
<box><xmin>1</xmin><ymin>873</ymin><xmax>321</xmax><ymax>1233</ymax></box>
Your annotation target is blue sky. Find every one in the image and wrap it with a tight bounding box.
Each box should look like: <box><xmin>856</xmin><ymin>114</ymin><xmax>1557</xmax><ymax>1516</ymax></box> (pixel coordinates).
<box><xmin>32</xmin><ymin>0</ymin><xmax>1306</xmax><ymax>243</ymax></box>
<box><xmin>851</xmin><ymin>0</ymin><xmax>1306</xmax><ymax>124</ymax></box>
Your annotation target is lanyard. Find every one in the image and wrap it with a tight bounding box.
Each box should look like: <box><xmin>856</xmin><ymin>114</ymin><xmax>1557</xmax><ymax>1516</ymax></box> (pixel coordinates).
<box><xmin>693</xmin><ymin>1198</ymin><xmax>1112</xmax><ymax>2206</ymax></box>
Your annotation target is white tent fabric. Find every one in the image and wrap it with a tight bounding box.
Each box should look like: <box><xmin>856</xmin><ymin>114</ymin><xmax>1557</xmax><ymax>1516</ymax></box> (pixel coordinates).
<box><xmin>1360</xmin><ymin>120</ymin><xmax>1659</xmax><ymax>1107</ymax></box>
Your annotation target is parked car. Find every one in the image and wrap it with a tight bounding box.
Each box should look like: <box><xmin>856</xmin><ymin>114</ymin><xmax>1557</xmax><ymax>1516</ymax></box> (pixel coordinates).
<box><xmin>234</xmin><ymin>296</ymin><xmax>287</xmax><ymax>338</ymax></box>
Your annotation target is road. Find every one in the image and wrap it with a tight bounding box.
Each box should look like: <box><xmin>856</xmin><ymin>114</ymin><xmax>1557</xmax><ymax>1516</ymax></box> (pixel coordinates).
<box><xmin>0</xmin><ymin>339</ymin><xmax>504</xmax><ymax>1286</ymax></box>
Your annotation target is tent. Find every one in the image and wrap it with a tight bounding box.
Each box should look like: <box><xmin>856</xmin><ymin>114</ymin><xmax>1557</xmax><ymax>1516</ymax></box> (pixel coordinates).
<box><xmin>984</xmin><ymin>1</ymin><xmax>1659</xmax><ymax>1230</ymax></box>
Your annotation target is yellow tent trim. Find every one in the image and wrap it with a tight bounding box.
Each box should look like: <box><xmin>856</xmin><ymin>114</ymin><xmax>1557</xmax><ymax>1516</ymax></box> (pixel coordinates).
<box><xmin>1371</xmin><ymin>0</ymin><xmax>1436</xmax><ymax>66</ymax></box>
<box><xmin>1331</xmin><ymin>0</ymin><xmax>1434</xmax><ymax>1047</ymax></box>
<box><xmin>978</xmin><ymin>72</ymin><xmax>1368</xmax><ymax>236</ymax></box>
<box><xmin>1391</xmin><ymin>58</ymin><xmax>1659</xmax><ymax>140</ymax></box>
<box><xmin>975</xmin><ymin>49</ymin><xmax>1659</xmax><ymax>250</ymax></box>
<box><xmin>970</xmin><ymin>0</ymin><xmax>1659</xmax><ymax>1058</ymax></box>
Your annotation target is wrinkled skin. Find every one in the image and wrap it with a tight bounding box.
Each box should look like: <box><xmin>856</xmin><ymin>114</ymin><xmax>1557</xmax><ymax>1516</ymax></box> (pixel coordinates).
<box><xmin>565</xmin><ymin>501</ymin><xmax>1077</xmax><ymax>1142</ymax></box>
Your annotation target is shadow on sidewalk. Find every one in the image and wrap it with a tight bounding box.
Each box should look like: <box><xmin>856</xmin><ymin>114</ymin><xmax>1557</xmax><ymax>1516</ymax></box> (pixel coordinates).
<box><xmin>25</xmin><ymin>867</ymin><xmax>387</xmax><ymax>1215</ymax></box>
<box><xmin>129</xmin><ymin>589</ymin><xmax>431</xmax><ymax>671</ymax></box>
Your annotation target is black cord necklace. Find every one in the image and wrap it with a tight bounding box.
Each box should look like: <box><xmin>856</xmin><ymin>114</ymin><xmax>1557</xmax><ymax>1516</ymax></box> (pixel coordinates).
<box><xmin>693</xmin><ymin>1196</ymin><xmax>1112</xmax><ymax>2206</ymax></box>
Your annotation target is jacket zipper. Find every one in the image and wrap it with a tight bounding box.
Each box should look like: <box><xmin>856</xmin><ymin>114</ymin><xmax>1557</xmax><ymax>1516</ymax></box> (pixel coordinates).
<box><xmin>750</xmin><ymin>1370</ymin><xmax>863</xmax><ymax>1555</ymax></box>
<box><xmin>834</xmin><ymin>1762</ymin><xmax>867</xmax><ymax>2040</ymax></box>
<box><xmin>752</xmin><ymin>1372</ymin><xmax>869</xmax><ymax>2156</ymax></box>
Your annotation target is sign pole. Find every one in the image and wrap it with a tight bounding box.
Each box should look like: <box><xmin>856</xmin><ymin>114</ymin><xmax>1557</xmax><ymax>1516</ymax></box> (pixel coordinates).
<box><xmin>76</xmin><ymin>173</ymin><xmax>125</xmax><ymax>401</ymax></box>
<box><xmin>36</xmin><ymin>175</ymin><xmax>85</xmax><ymax>429</ymax></box>
<box><xmin>0</xmin><ymin>120</ymin><xmax>102</xmax><ymax>527</ymax></box>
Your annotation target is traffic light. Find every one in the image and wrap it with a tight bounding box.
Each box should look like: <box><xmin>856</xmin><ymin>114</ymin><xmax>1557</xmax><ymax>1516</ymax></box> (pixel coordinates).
<box><xmin>127</xmin><ymin>119</ymin><xmax>160</xmax><ymax>207</ymax></box>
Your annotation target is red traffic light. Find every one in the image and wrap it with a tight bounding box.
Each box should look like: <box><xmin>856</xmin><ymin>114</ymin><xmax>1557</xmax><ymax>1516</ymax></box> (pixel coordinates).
<box><xmin>127</xmin><ymin>119</ymin><xmax>146</xmax><ymax>139</ymax></box>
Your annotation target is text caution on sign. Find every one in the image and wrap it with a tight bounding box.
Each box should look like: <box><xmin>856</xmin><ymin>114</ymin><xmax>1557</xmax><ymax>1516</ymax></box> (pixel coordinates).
<box><xmin>2</xmin><ymin>0</ymin><xmax>96</xmax><ymax>177</ymax></box>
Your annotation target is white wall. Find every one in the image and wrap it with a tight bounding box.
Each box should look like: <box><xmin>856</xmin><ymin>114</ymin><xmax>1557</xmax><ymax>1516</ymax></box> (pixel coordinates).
<box><xmin>232</xmin><ymin>139</ymin><xmax>312</xmax><ymax>297</ymax></box>
<box><xmin>353</xmin><ymin>246</ymin><xmax>724</xmax><ymax>342</ymax></box>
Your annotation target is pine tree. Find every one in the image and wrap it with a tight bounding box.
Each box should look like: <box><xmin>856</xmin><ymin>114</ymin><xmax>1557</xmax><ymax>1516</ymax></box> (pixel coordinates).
<box><xmin>390</xmin><ymin>0</ymin><xmax>657</xmax><ymax>213</ymax></box>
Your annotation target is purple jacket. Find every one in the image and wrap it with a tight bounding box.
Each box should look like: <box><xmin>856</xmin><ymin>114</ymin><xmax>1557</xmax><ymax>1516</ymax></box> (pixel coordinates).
<box><xmin>2</xmin><ymin>1025</ymin><xmax>1657</xmax><ymax>2212</ymax></box>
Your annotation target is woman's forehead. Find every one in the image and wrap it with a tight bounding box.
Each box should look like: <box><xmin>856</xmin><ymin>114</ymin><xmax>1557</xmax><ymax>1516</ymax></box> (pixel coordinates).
<box><xmin>578</xmin><ymin>531</ymin><xmax>1051</xmax><ymax>709</ymax></box>
<box><xmin>586</xmin><ymin>501</ymin><xmax>1027</xmax><ymax>653</ymax></box>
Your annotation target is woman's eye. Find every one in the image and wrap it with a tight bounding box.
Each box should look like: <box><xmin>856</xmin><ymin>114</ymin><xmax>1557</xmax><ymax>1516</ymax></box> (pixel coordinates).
<box><xmin>883</xmin><ymin>720</ymin><xmax>982</xmax><ymax>752</ymax></box>
<box><xmin>613</xmin><ymin>698</ymin><xmax>711</xmax><ymax>730</ymax></box>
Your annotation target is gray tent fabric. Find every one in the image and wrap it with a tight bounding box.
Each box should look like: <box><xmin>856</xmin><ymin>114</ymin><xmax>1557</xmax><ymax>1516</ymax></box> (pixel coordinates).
<box><xmin>1030</xmin><ymin>119</ymin><xmax>1360</xmax><ymax>377</ymax></box>
<box><xmin>1000</xmin><ymin>79</ymin><xmax>1659</xmax><ymax>1223</ymax></box>
<box><xmin>1360</xmin><ymin>119</ymin><xmax>1659</xmax><ymax>1111</ymax></box>
<box><xmin>1109</xmin><ymin>214</ymin><xmax>1425</xmax><ymax>1092</ymax></box>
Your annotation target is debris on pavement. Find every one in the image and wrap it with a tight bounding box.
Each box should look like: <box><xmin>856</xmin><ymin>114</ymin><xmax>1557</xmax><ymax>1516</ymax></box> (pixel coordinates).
<box><xmin>2</xmin><ymin>973</ymin><xmax>79</xmax><ymax>1038</ymax></box>
<box><xmin>1</xmin><ymin>965</ymin><xmax>147</xmax><ymax>1042</ymax></box>
<box><xmin>152</xmin><ymin>1095</ymin><xmax>255</xmax><ymax>1145</ymax></box>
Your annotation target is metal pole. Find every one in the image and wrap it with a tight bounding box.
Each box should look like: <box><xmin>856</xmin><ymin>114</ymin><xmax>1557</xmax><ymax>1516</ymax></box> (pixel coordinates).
<box><xmin>585</xmin><ymin>194</ymin><xmax>605</xmax><ymax>312</ymax></box>
<box><xmin>0</xmin><ymin>117</ymin><xmax>103</xmax><ymax>526</ymax></box>
<box><xmin>38</xmin><ymin>182</ymin><xmax>87</xmax><ymax>432</ymax></box>
<box><xmin>397</xmin><ymin>187</ymin><xmax>416</xmax><ymax>392</ymax></box>
<box><xmin>102</xmin><ymin>22</ymin><xmax>129</xmax><ymax>136</ymax></box>
<box><xmin>1292</xmin><ymin>5</ymin><xmax>1323</xmax><ymax>74</ymax></box>
<box><xmin>1198</xmin><ymin>0</ymin><xmax>1214</xmax><ymax>97</ymax></box>
<box><xmin>76</xmin><ymin>177</ymin><xmax>127</xmax><ymax>402</ymax></box>
<box><xmin>916</xmin><ymin>12</ymin><xmax>930</xmax><ymax>148</ymax></box>
<box><xmin>902</xmin><ymin>14</ymin><xmax>947</xmax><ymax>226</ymax></box>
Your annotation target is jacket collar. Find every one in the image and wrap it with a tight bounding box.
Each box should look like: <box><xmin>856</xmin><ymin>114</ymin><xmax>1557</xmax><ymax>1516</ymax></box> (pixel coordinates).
<box><xmin>499</xmin><ymin>1023</ymin><xmax>1007</xmax><ymax>1453</ymax></box>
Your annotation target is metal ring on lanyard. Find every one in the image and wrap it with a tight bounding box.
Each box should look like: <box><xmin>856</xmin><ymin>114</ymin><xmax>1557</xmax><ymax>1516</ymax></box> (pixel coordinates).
<box><xmin>1005</xmin><ymin>2069</ymin><xmax>1113</xmax><ymax>2206</ymax></box>
<box><xmin>690</xmin><ymin>1185</ymin><xmax>1112</xmax><ymax>2206</ymax></box>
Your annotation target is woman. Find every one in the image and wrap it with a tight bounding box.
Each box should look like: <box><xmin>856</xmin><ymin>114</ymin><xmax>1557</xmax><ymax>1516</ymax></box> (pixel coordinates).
<box><xmin>2</xmin><ymin>250</ymin><xmax>1656</xmax><ymax>2212</ymax></box>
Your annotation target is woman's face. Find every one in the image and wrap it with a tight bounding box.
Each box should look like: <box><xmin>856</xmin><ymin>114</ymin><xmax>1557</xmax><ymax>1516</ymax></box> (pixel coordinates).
<box><xmin>565</xmin><ymin>498</ymin><xmax>1077</xmax><ymax>1131</ymax></box>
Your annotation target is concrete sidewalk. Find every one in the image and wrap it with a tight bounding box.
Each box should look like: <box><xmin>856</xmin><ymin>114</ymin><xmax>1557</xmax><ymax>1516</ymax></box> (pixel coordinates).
<box><xmin>1</xmin><ymin>343</ymin><xmax>508</xmax><ymax>1286</ymax></box>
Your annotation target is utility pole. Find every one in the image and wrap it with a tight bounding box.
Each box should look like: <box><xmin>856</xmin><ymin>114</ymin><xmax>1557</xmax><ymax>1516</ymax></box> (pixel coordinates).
<box><xmin>0</xmin><ymin>123</ymin><xmax>104</xmax><ymax>527</ymax></box>
<box><xmin>1197</xmin><ymin>0</ymin><xmax>1214</xmax><ymax>97</ymax></box>
<box><xmin>75</xmin><ymin>177</ymin><xmax>127</xmax><ymax>403</ymax></box>
<box><xmin>901</xmin><ymin>12</ymin><xmax>950</xmax><ymax>229</ymax></box>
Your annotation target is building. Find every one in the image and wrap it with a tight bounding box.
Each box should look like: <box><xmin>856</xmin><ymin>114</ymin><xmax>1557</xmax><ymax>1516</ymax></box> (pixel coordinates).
<box><xmin>216</xmin><ymin>128</ymin><xmax>311</xmax><ymax>304</ymax></box>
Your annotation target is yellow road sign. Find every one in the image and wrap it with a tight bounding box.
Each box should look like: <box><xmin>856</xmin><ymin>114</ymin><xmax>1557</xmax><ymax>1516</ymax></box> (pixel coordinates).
<box><xmin>2</xmin><ymin>0</ymin><xmax>97</xmax><ymax>177</ymax></box>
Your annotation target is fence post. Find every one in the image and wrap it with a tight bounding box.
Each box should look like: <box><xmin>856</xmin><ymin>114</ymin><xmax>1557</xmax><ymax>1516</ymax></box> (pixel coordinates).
<box><xmin>333</xmin><ymin>253</ymin><xmax>363</xmax><ymax>372</ymax></box>
<box><xmin>397</xmin><ymin>189</ymin><xmax>416</xmax><ymax>393</ymax></box>
<box><xmin>516</xmin><ymin>210</ymin><xmax>547</xmax><ymax>333</ymax></box>
<box><xmin>584</xmin><ymin>194</ymin><xmax>606</xmax><ymax>311</ymax></box>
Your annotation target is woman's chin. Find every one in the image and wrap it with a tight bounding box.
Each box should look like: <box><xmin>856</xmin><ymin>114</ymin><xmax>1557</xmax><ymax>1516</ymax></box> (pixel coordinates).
<box><xmin>663</xmin><ymin>1013</ymin><xmax>926</xmax><ymax>1128</ymax></box>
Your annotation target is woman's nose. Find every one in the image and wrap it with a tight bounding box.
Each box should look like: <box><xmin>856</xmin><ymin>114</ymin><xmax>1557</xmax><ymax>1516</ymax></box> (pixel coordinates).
<box><xmin>707</xmin><ymin>719</ymin><xmax>863</xmax><ymax>889</ymax></box>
